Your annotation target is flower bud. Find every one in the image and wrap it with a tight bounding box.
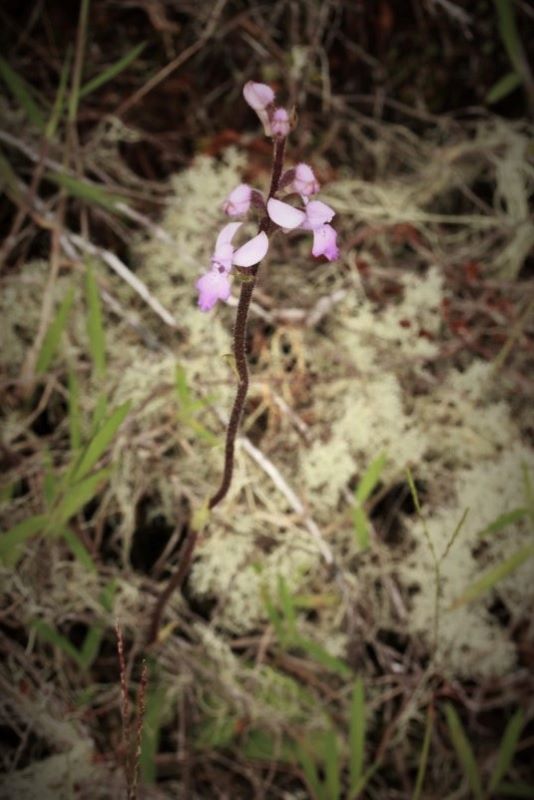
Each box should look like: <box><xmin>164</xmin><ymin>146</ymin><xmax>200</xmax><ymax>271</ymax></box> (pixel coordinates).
<box><xmin>271</xmin><ymin>107</ymin><xmax>290</xmax><ymax>138</ymax></box>
<box><xmin>243</xmin><ymin>81</ymin><xmax>275</xmax><ymax>110</ymax></box>
<box><xmin>222</xmin><ymin>184</ymin><xmax>252</xmax><ymax>216</ymax></box>
<box><xmin>294</xmin><ymin>163</ymin><xmax>320</xmax><ymax>197</ymax></box>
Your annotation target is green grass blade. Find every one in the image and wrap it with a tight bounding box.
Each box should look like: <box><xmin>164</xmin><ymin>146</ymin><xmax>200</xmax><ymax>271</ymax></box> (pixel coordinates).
<box><xmin>45</xmin><ymin>47</ymin><xmax>72</xmax><ymax>140</ymax></box>
<box><xmin>477</xmin><ymin>508</ymin><xmax>527</xmax><ymax>538</ymax></box>
<box><xmin>68</xmin><ymin>366</ymin><xmax>82</xmax><ymax>452</ymax></box>
<box><xmin>450</xmin><ymin>544</ymin><xmax>534</xmax><ymax>609</ymax></box>
<box><xmin>349</xmin><ymin>677</ymin><xmax>365</xmax><ymax>795</ymax></box>
<box><xmin>355</xmin><ymin>453</ymin><xmax>387</xmax><ymax>503</ymax></box>
<box><xmin>440</xmin><ymin>507</ymin><xmax>469</xmax><ymax>563</ymax></box>
<box><xmin>352</xmin><ymin>505</ymin><xmax>370</xmax><ymax>550</ymax></box>
<box><xmin>36</xmin><ymin>286</ymin><xmax>75</xmax><ymax>374</ymax></box>
<box><xmin>349</xmin><ymin>761</ymin><xmax>381</xmax><ymax>799</ymax></box>
<box><xmin>0</xmin><ymin>514</ymin><xmax>47</xmax><ymax>564</ymax></box>
<box><xmin>80</xmin><ymin>625</ymin><xmax>103</xmax><ymax>670</ymax></box>
<box><xmin>80</xmin><ymin>42</ymin><xmax>146</xmax><ymax>98</ymax></box>
<box><xmin>297</xmin><ymin>637</ymin><xmax>352</xmax><ymax>679</ymax></box>
<box><xmin>53</xmin><ymin>468</ymin><xmax>109</xmax><ymax>526</ymax></box>
<box><xmin>412</xmin><ymin>705</ymin><xmax>433</xmax><ymax>800</ymax></box>
<box><xmin>296</xmin><ymin>742</ymin><xmax>325</xmax><ymax>800</ymax></box>
<box><xmin>140</xmin><ymin>683</ymin><xmax>166</xmax><ymax>783</ymax></box>
<box><xmin>0</xmin><ymin>57</ymin><xmax>44</xmax><ymax>130</ymax></box>
<box><xmin>486</xmin><ymin>71</ymin><xmax>522</xmax><ymax>104</ymax></box>
<box><xmin>488</xmin><ymin>709</ymin><xmax>525</xmax><ymax>792</ymax></box>
<box><xmin>406</xmin><ymin>467</ymin><xmax>422</xmax><ymax>514</ymax></box>
<box><xmin>493</xmin><ymin>0</ymin><xmax>525</xmax><ymax>74</ymax></box>
<box><xmin>61</xmin><ymin>527</ymin><xmax>97</xmax><ymax>572</ymax></box>
<box><xmin>444</xmin><ymin>704</ymin><xmax>483</xmax><ymax>800</ymax></box>
<box><xmin>47</xmin><ymin>171</ymin><xmax>125</xmax><ymax>210</ymax></box>
<box><xmin>85</xmin><ymin>263</ymin><xmax>106</xmax><ymax>379</ymax></box>
<box><xmin>73</xmin><ymin>402</ymin><xmax>130</xmax><ymax>482</ymax></box>
<box><xmin>323</xmin><ymin>728</ymin><xmax>340</xmax><ymax>800</ymax></box>
<box><xmin>32</xmin><ymin>619</ymin><xmax>85</xmax><ymax>668</ymax></box>
<box><xmin>68</xmin><ymin>0</ymin><xmax>90</xmax><ymax>123</ymax></box>
<box><xmin>175</xmin><ymin>363</ymin><xmax>192</xmax><ymax>409</ymax></box>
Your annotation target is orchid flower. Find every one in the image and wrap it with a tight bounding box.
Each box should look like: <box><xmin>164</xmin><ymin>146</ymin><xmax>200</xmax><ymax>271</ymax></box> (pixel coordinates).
<box><xmin>196</xmin><ymin>222</ymin><xmax>269</xmax><ymax>311</ymax></box>
<box><xmin>266</xmin><ymin>197</ymin><xmax>339</xmax><ymax>262</ymax></box>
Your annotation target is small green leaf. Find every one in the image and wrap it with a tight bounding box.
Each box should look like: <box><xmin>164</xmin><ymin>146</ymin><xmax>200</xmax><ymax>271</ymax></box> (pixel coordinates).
<box><xmin>72</xmin><ymin>402</ymin><xmax>130</xmax><ymax>482</ymax></box>
<box><xmin>486</xmin><ymin>71</ymin><xmax>522</xmax><ymax>104</ymax></box>
<box><xmin>0</xmin><ymin>515</ymin><xmax>47</xmax><ymax>564</ymax></box>
<box><xmin>52</xmin><ymin>468</ymin><xmax>109</xmax><ymax>526</ymax></box>
<box><xmin>99</xmin><ymin>578</ymin><xmax>117</xmax><ymax>613</ymax></box>
<box><xmin>406</xmin><ymin>467</ymin><xmax>422</xmax><ymax>514</ymax></box>
<box><xmin>349</xmin><ymin>677</ymin><xmax>365</xmax><ymax>795</ymax></box>
<box><xmin>493</xmin><ymin>0</ymin><xmax>525</xmax><ymax>75</ymax></box>
<box><xmin>0</xmin><ymin>57</ymin><xmax>44</xmax><ymax>129</ymax></box>
<box><xmin>85</xmin><ymin>263</ymin><xmax>106</xmax><ymax>379</ymax></box>
<box><xmin>45</xmin><ymin>47</ymin><xmax>72</xmax><ymax>140</ymax></box>
<box><xmin>277</xmin><ymin>576</ymin><xmax>297</xmax><ymax>638</ymax></box>
<box><xmin>488</xmin><ymin>709</ymin><xmax>525</xmax><ymax>792</ymax></box>
<box><xmin>444</xmin><ymin>704</ymin><xmax>483</xmax><ymax>800</ymax></box>
<box><xmin>80</xmin><ymin>42</ymin><xmax>146</xmax><ymax>98</ymax></box>
<box><xmin>175</xmin><ymin>363</ymin><xmax>191</xmax><ymax>409</ymax></box>
<box><xmin>352</xmin><ymin>506</ymin><xmax>370</xmax><ymax>550</ymax></box>
<box><xmin>36</xmin><ymin>286</ymin><xmax>75</xmax><ymax>374</ymax></box>
<box><xmin>450</xmin><ymin>544</ymin><xmax>534</xmax><ymax>609</ymax></box>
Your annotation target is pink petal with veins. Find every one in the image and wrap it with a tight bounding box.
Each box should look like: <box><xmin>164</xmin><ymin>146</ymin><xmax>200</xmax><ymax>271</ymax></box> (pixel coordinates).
<box><xmin>267</xmin><ymin>198</ymin><xmax>306</xmax><ymax>230</ymax></box>
<box><xmin>232</xmin><ymin>231</ymin><xmax>269</xmax><ymax>268</ymax></box>
<box><xmin>215</xmin><ymin>222</ymin><xmax>242</xmax><ymax>251</ymax></box>
<box><xmin>196</xmin><ymin>269</ymin><xmax>231</xmax><ymax>311</ymax></box>
<box><xmin>311</xmin><ymin>224</ymin><xmax>339</xmax><ymax>261</ymax></box>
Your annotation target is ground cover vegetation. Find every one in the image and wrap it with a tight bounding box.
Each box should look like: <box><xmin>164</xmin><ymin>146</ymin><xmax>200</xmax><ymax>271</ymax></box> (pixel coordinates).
<box><xmin>0</xmin><ymin>1</ymin><xmax>533</xmax><ymax>798</ymax></box>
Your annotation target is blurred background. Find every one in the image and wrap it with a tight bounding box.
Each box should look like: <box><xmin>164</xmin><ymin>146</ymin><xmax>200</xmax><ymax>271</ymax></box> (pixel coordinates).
<box><xmin>1</xmin><ymin>1</ymin><xmax>533</xmax><ymax>799</ymax></box>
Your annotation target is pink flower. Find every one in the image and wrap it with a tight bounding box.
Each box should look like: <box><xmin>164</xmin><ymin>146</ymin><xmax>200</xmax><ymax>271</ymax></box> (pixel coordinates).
<box><xmin>266</xmin><ymin>198</ymin><xmax>339</xmax><ymax>262</ymax></box>
<box><xmin>311</xmin><ymin>224</ymin><xmax>339</xmax><ymax>261</ymax></box>
<box><xmin>271</xmin><ymin>108</ymin><xmax>290</xmax><ymax>138</ymax></box>
<box><xmin>294</xmin><ymin>163</ymin><xmax>320</xmax><ymax>197</ymax></box>
<box><xmin>223</xmin><ymin>184</ymin><xmax>252</xmax><ymax>216</ymax></box>
<box><xmin>196</xmin><ymin>270</ymin><xmax>232</xmax><ymax>311</ymax></box>
<box><xmin>243</xmin><ymin>82</ymin><xmax>274</xmax><ymax>110</ymax></box>
<box><xmin>197</xmin><ymin>223</ymin><xmax>269</xmax><ymax>311</ymax></box>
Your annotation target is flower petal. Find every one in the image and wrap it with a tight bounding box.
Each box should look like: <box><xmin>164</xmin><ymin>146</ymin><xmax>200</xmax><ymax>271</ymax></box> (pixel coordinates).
<box><xmin>222</xmin><ymin>184</ymin><xmax>252</xmax><ymax>216</ymax></box>
<box><xmin>267</xmin><ymin>198</ymin><xmax>306</xmax><ymax>230</ymax></box>
<box><xmin>294</xmin><ymin>163</ymin><xmax>320</xmax><ymax>197</ymax></box>
<box><xmin>215</xmin><ymin>222</ymin><xmax>242</xmax><ymax>251</ymax></box>
<box><xmin>305</xmin><ymin>200</ymin><xmax>335</xmax><ymax>230</ymax></box>
<box><xmin>196</xmin><ymin>269</ymin><xmax>231</xmax><ymax>311</ymax></box>
<box><xmin>232</xmin><ymin>231</ymin><xmax>269</xmax><ymax>268</ymax></box>
<box><xmin>243</xmin><ymin>81</ymin><xmax>275</xmax><ymax>110</ymax></box>
<box><xmin>311</xmin><ymin>224</ymin><xmax>339</xmax><ymax>261</ymax></box>
<box><xmin>271</xmin><ymin>107</ymin><xmax>290</xmax><ymax>138</ymax></box>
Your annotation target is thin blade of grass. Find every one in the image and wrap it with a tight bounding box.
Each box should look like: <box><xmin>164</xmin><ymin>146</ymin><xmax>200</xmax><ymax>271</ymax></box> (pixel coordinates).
<box><xmin>493</xmin><ymin>0</ymin><xmax>524</xmax><ymax>74</ymax></box>
<box><xmin>53</xmin><ymin>467</ymin><xmax>109</xmax><ymax>526</ymax></box>
<box><xmin>68</xmin><ymin>0</ymin><xmax>90</xmax><ymax>123</ymax></box>
<box><xmin>477</xmin><ymin>508</ymin><xmax>527</xmax><ymax>538</ymax></box>
<box><xmin>277</xmin><ymin>575</ymin><xmax>297</xmax><ymax>638</ymax></box>
<box><xmin>486</xmin><ymin>71</ymin><xmax>522</xmax><ymax>104</ymax></box>
<box><xmin>85</xmin><ymin>263</ymin><xmax>106</xmax><ymax>379</ymax></box>
<box><xmin>68</xmin><ymin>366</ymin><xmax>82</xmax><ymax>452</ymax></box>
<box><xmin>32</xmin><ymin>619</ymin><xmax>85</xmax><ymax>668</ymax></box>
<box><xmin>0</xmin><ymin>57</ymin><xmax>44</xmax><ymax>130</ymax></box>
<box><xmin>175</xmin><ymin>364</ymin><xmax>192</xmax><ymax>409</ymax></box>
<box><xmin>72</xmin><ymin>402</ymin><xmax>130</xmax><ymax>482</ymax></box>
<box><xmin>323</xmin><ymin>728</ymin><xmax>340</xmax><ymax>800</ymax></box>
<box><xmin>36</xmin><ymin>286</ymin><xmax>75</xmax><ymax>374</ymax></box>
<box><xmin>296</xmin><ymin>742</ymin><xmax>324</xmax><ymax>800</ymax></box>
<box><xmin>450</xmin><ymin>544</ymin><xmax>534</xmax><ymax>609</ymax></box>
<box><xmin>79</xmin><ymin>625</ymin><xmax>103</xmax><ymax>670</ymax></box>
<box><xmin>349</xmin><ymin>677</ymin><xmax>365</xmax><ymax>795</ymax></box>
<box><xmin>0</xmin><ymin>514</ymin><xmax>47</xmax><ymax>564</ymax></box>
<box><xmin>61</xmin><ymin>527</ymin><xmax>97</xmax><ymax>572</ymax></box>
<box><xmin>297</xmin><ymin>637</ymin><xmax>352</xmax><ymax>679</ymax></box>
<box><xmin>355</xmin><ymin>453</ymin><xmax>387</xmax><ymax>503</ymax></box>
<box><xmin>47</xmin><ymin>172</ymin><xmax>125</xmax><ymax>210</ymax></box>
<box><xmin>496</xmin><ymin>781</ymin><xmax>534</xmax><ymax>797</ymax></box>
<box><xmin>140</xmin><ymin>683</ymin><xmax>167</xmax><ymax>783</ymax></box>
<box><xmin>444</xmin><ymin>704</ymin><xmax>483</xmax><ymax>800</ymax></box>
<box><xmin>352</xmin><ymin>505</ymin><xmax>370</xmax><ymax>550</ymax></box>
<box><xmin>45</xmin><ymin>47</ymin><xmax>72</xmax><ymax>140</ymax></box>
<box><xmin>80</xmin><ymin>42</ymin><xmax>146</xmax><ymax>98</ymax></box>
<box><xmin>412</xmin><ymin>705</ymin><xmax>434</xmax><ymax>800</ymax></box>
<box><xmin>488</xmin><ymin>709</ymin><xmax>525</xmax><ymax>792</ymax></box>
